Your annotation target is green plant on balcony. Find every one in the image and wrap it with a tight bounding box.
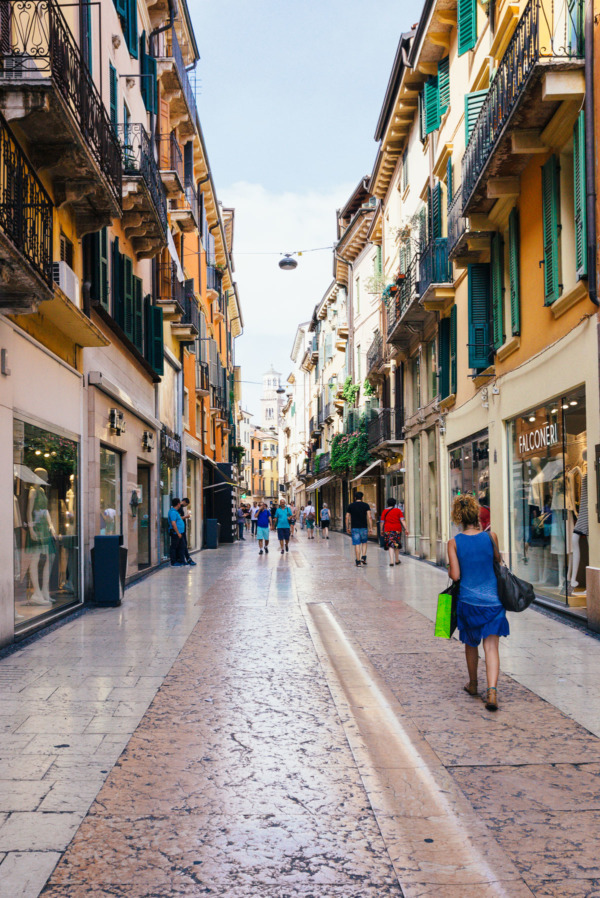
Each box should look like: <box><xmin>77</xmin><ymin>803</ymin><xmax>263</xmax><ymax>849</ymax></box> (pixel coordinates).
<box><xmin>231</xmin><ymin>445</ymin><xmax>245</xmax><ymax>467</ymax></box>
<box><xmin>363</xmin><ymin>379</ymin><xmax>376</xmax><ymax>397</ymax></box>
<box><xmin>314</xmin><ymin>453</ymin><xmax>323</xmax><ymax>475</ymax></box>
<box><xmin>342</xmin><ymin>376</ymin><xmax>360</xmax><ymax>404</ymax></box>
<box><xmin>330</xmin><ymin>417</ymin><xmax>371</xmax><ymax>475</ymax></box>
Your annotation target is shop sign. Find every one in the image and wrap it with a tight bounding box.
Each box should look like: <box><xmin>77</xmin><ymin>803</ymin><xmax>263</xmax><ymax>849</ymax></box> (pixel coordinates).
<box><xmin>160</xmin><ymin>427</ymin><xmax>182</xmax><ymax>467</ymax></box>
<box><xmin>516</xmin><ymin>415</ymin><xmax>561</xmax><ymax>460</ymax></box>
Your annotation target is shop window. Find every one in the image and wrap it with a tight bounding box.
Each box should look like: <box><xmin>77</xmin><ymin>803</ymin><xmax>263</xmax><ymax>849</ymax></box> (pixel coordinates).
<box><xmin>100</xmin><ymin>446</ymin><xmax>122</xmax><ymax>536</ymax></box>
<box><xmin>508</xmin><ymin>387</ymin><xmax>587</xmax><ymax>607</ymax></box>
<box><xmin>13</xmin><ymin>420</ymin><xmax>80</xmax><ymax>627</ymax></box>
<box><xmin>449</xmin><ymin>433</ymin><xmax>490</xmax><ymax>537</ymax></box>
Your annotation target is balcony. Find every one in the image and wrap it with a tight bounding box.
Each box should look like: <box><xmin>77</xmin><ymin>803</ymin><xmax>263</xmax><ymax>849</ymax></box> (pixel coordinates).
<box><xmin>155</xmin><ymin>132</ymin><xmax>184</xmax><ymax>198</ymax></box>
<box><xmin>309</xmin><ymin>416</ymin><xmax>319</xmax><ymax>437</ymax></box>
<box><xmin>0</xmin><ymin>111</ymin><xmax>53</xmax><ymax>312</ymax></box>
<box><xmin>324</xmin><ymin>403</ymin><xmax>334</xmax><ymax>422</ymax></box>
<box><xmin>0</xmin><ymin>0</ymin><xmax>121</xmax><ymax>235</ymax></box>
<box><xmin>206</xmin><ymin>262</ymin><xmax>223</xmax><ymax>301</ymax></box>
<box><xmin>155</xmin><ymin>28</ymin><xmax>199</xmax><ymax>138</ymax></box>
<box><xmin>367</xmin><ymin>408</ymin><xmax>405</xmax><ymax>456</ymax></box>
<box><xmin>419</xmin><ymin>238</ymin><xmax>454</xmax><ymax>310</ymax></box>
<box><xmin>366</xmin><ymin>332</ymin><xmax>385</xmax><ymax>378</ymax></box>
<box><xmin>385</xmin><ymin>254</ymin><xmax>424</xmax><ymax>350</ymax></box>
<box><xmin>117</xmin><ymin>124</ymin><xmax>167</xmax><ymax>259</ymax></box>
<box><xmin>171</xmin><ymin>287</ymin><xmax>199</xmax><ymax>341</ymax></box>
<box><xmin>170</xmin><ymin>179</ymin><xmax>198</xmax><ymax>233</ymax></box>
<box><xmin>311</xmin><ymin>335</ymin><xmax>319</xmax><ymax>362</ymax></box>
<box><xmin>447</xmin><ymin>185</ymin><xmax>493</xmax><ymax>269</ymax></box>
<box><xmin>196</xmin><ymin>361</ymin><xmax>209</xmax><ymax>395</ymax></box>
<box><xmin>462</xmin><ymin>0</ymin><xmax>585</xmax><ymax>215</ymax></box>
<box><xmin>157</xmin><ymin>261</ymin><xmax>185</xmax><ymax>319</ymax></box>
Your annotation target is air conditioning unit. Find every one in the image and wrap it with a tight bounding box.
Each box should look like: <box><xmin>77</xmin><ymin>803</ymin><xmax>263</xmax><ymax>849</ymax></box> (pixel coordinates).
<box><xmin>1</xmin><ymin>56</ymin><xmax>36</xmax><ymax>79</ymax></box>
<box><xmin>53</xmin><ymin>261</ymin><xmax>80</xmax><ymax>307</ymax></box>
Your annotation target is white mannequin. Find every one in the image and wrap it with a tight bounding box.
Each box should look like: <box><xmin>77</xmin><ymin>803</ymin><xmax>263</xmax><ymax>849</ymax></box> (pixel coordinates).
<box><xmin>26</xmin><ymin>468</ymin><xmax>56</xmax><ymax>606</ymax></box>
<box><xmin>59</xmin><ymin>474</ymin><xmax>76</xmax><ymax>592</ymax></box>
<box><xmin>571</xmin><ymin>449</ymin><xmax>588</xmax><ymax>592</ymax></box>
<box><xmin>528</xmin><ymin>457</ymin><xmax>551</xmax><ymax>584</ymax></box>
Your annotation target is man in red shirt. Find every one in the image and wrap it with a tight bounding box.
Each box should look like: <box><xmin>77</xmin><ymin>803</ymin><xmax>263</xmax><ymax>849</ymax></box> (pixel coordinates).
<box><xmin>380</xmin><ymin>498</ymin><xmax>408</xmax><ymax>566</ymax></box>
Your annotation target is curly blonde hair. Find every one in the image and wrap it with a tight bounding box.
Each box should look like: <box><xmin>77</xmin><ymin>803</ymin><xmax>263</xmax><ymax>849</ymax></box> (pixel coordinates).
<box><xmin>451</xmin><ymin>494</ymin><xmax>480</xmax><ymax>527</ymax></box>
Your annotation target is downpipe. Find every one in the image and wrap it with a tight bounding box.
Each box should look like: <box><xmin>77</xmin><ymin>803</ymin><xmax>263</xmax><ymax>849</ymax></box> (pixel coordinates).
<box><xmin>584</xmin><ymin>0</ymin><xmax>598</xmax><ymax>306</ymax></box>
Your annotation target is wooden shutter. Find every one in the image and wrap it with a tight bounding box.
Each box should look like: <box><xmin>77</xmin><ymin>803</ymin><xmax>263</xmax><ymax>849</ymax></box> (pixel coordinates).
<box><xmin>139</xmin><ymin>32</ymin><xmax>149</xmax><ymax>109</ymax></box>
<box><xmin>464</xmin><ymin>89</ymin><xmax>488</xmax><ymax>143</ymax></box>
<box><xmin>144</xmin><ymin>297</ymin><xmax>164</xmax><ymax>375</ymax></box>
<box><xmin>468</xmin><ymin>263</ymin><xmax>491</xmax><ymax>369</ymax></box>
<box><xmin>109</xmin><ymin>63</ymin><xmax>118</xmax><ymax>128</ymax></box>
<box><xmin>418</xmin><ymin>90</ymin><xmax>426</xmax><ymax>142</ymax></box>
<box><xmin>147</xmin><ymin>55</ymin><xmax>158</xmax><ymax>114</ymax></box>
<box><xmin>375</xmin><ymin>245</ymin><xmax>382</xmax><ymax>276</ymax></box>
<box><xmin>431</xmin><ymin>182</ymin><xmax>442</xmax><ymax>240</ymax></box>
<box><xmin>126</xmin><ymin>0</ymin><xmax>138</xmax><ymax>58</ymax></box>
<box><xmin>112</xmin><ymin>237</ymin><xmax>124</xmax><ymax>327</ymax></box>
<box><xmin>123</xmin><ymin>255</ymin><xmax>134</xmax><ymax>340</ymax></box>
<box><xmin>573</xmin><ymin>111</ymin><xmax>587</xmax><ymax>277</ymax></box>
<box><xmin>438</xmin><ymin>57</ymin><xmax>450</xmax><ymax>115</ymax></box>
<box><xmin>89</xmin><ymin>227</ymin><xmax>109</xmax><ymax>309</ymax></box>
<box><xmin>491</xmin><ymin>232</ymin><xmax>504</xmax><ymax>351</ymax></box>
<box><xmin>133</xmin><ymin>275</ymin><xmax>144</xmax><ymax>353</ymax></box>
<box><xmin>438</xmin><ymin>316</ymin><xmax>451</xmax><ymax>399</ymax></box>
<box><xmin>508</xmin><ymin>207</ymin><xmax>521</xmax><ymax>336</ymax></box>
<box><xmin>450</xmin><ymin>304</ymin><xmax>457</xmax><ymax>395</ymax></box>
<box><xmin>446</xmin><ymin>156</ymin><xmax>453</xmax><ymax>205</ymax></box>
<box><xmin>458</xmin><ymin>0</ymin><xmax>477</xmax><ymax>55</ymax></box>
<box><xmin>424</xmin><ymin>75</ymin><xmax>440</xmax><ymax>135</ymax></box>
<box><xmin>541</xmin><ymin>154</ymin><xmax>560</xmax><ymax>305</ymax></box>
<box><xmin>184</xmin><ymin>141</ymin><xmax>193</xmax><ymax>185</ymax></box>
<box><xmin>113</xmin><ymin>0</ymin><xmax>127</xmax><ymax>19</ymax></box>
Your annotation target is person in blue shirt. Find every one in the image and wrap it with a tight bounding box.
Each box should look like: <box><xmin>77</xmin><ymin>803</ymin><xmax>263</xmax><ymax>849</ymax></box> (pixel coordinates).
<box><xmin>256</xmin><ymin>502</ymin><xmax>272</xmax><ymax>555</ymax></box>
<box><xmin>168</xmin><ymin>498</ymin><xmax>186</xmax><ymax>567</ymax></box>
<box><xmin>273</xmin><ymin>498</ymin><xmax>292</xmax><ymax>555</ymax></box>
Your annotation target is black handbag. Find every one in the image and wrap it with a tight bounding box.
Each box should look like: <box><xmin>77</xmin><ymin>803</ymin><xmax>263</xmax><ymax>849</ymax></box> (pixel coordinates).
<box><xmin>488</xmin><ymin>534</ymin><xmax>535</xmax><ymax>612</ymax></box>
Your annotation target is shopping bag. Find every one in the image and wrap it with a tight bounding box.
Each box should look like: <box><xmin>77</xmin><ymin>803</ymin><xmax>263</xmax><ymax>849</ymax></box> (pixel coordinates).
<box><xmin>434</xmin><ymin>581</ymin><xmax>459</xmax><ymax>639</ymax></box>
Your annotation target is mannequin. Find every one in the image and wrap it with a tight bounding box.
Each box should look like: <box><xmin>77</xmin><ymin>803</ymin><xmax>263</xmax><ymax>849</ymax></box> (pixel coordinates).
<box><xmin>26</xmin><ymin>468</ymin><xmax>56</xmax><ymax>605</ymax></box>
<box><xmin>571</xmin><ymin>449</ymin><xmax>588</xmax><ymax>592</ymax></box>
<box><xmin>58</xmin><ymin>474</ymin><xmax>76</xmax><ymax>593</ymax></box>
<box><xmin>528</xmin><ymin>457</ymin><xmax>551</xmax><ymax>583</ymax></box>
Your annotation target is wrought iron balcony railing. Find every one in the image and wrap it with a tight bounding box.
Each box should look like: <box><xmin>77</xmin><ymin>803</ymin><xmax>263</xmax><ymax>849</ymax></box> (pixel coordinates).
<box><xmin>184</xmin><ymin>178</ymin><xmax>199</xmax><ymax>226</ymax></box>
<box><xmin>155</xmin><ymin>131</ymin><xmax>183</xmax><ymax>182</ymax></box>
<box><xmin>0</xmin><ymin>111</ymin><xmax>53</xmax><ymax>286</ymax></box>
<box><xmin>367</xmin><ymin>408</ymin><xmax>404</xmax><ymax>449</ymax></box>
<box><xmin>0</xmin><ymin>0</ymin><xmax>121</xmax><ymax>205</ymax></box>
<box><xmin>366</xmin><ymin>332</ymin><xmax>384</xmax><ymax>375</ymax></box>
<box><xmin>344</xmin><ymin>409</ymin><xmax>361</xmax><ymax>434</ymax></box>
<box><xmin>157</xmin><ymin>261</ymin><xmax>185</xmax><ymax>308</ymax></box>
<box><xmin>386</xmin><ymin>253</ymin><xmax>420</xmax><ymax>335</ymax></box>
<box><xmin>117</xmin><ymin>124</ymin><xmax>167</xmax><ymax>234</ymax></box>
<box><xmin>181</xmin><ymin>290</ymin><xmax>200</xmax><ymax>333</ymax></box>
<box><xmin>316</xmin><ymin>451</ymin><xmax>330</xmax><ymax>471</ymax></box>
<box><xmin>419</xmin><ymin>238</ymin><xmax>452</xmax><ymax>296</ymax></box>
<box><xmin>462</xmin><ymin>0</ymin><xmax>585</xmax><ymax>208</ymax></box>
<box><xmin>196</xmin><ymin>361</ymin><xmax>209</xmax><ymax>393</ymax></box>
<box><xmin>447</xmin><ymin>186</ymin><xmax>467</xmax><ymax>257</ymax></box>
<box><xmin>206</xmin><ymin>262</ymin><xmax>223</xmax><ymax>296</ymax></box>
<box><xmin>163</xmin><ymin>28</ymin><xmax>198</xmax><ymax>128</ymax></box>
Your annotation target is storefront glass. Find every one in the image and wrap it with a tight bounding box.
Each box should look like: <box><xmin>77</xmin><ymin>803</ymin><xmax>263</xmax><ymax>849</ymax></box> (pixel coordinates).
<box><xmin>160</xmin><ymin>427</ymin><xmax>181</xmax><ymax>561</ymax></box>
<box><xmin>186</xmin><ymin>454</ymin><xmax>198</xmax><ymax>550</ymax></box>
<box><xmin>449</xmin><ymin>432</ymin><xmax>490</xmax><ymax>536</ymax></box>
<box><xmin>13</xmin><ymin>419</ymin><xmax>80</xmax><ymax>627</ymax></box>
<box><xmin>508</xmin><ymin>387</ymin><xmax>587</xmax><ymax>608</ymax></box>
<box><xmin>99</xmin><ymin>446</ymin><xmax>121</xmax><ymax>535</ymax></box>
<box><xmin>137</xmin><ymin>465</ymin><xmax>151</xmax><ymax>569</ymax></box>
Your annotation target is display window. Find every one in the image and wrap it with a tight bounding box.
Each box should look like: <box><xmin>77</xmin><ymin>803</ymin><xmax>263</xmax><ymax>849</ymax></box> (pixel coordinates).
<box><xmin>508</xmin><ymin>387</ymin><xmax>587</xmax><ymax>608</ymax></box>
<box><xmin>99</xmin><ymin>446</ymin><xmax>122</xmax><ymax>535</ymax></box>
<box><xmin>186</xmin><ymin>454</ymin><xmax>198</xmax><ymax>550</ymax></box>
<box><xmin>449</xmin><ymin>432</ymin><xmax>490</xmax><ymax>536</ymax></box>
<box><xmin>13</xmin><ymin>419</ymin><xmax>80</xmax><ymax>627</ymax></box>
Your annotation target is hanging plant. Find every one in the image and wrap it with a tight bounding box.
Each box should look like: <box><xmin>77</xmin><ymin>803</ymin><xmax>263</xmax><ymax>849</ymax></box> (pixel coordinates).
<box><xmin>363</xmin><ymin>379</ymin><xmax>375</xmax><ymax>397</ymax></box>
<box><xmin>341</xmin><ymin>376</ymin><xmax>360</xmax><ymax>405</ymax></box>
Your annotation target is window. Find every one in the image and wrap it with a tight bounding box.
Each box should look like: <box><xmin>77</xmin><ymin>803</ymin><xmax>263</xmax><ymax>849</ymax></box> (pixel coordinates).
<box><xmin>573</xmin><ymin>111</ymin><xmax>587</xmax><ymax>278</ymax></box>
<box><xmin>60</xmin><ymin>233</ymin><xmax>74</xmax><ymax>269</ymax></box>
<box><xmin>542</xmin><ymin>154</ymin><xmax>560</xmax><ymax>305</ymax></box>
<box><xmin>458</xmin><ymin>0</ymin><xmax>477</xmax><ymax>55</ymax></box>
<box><xmin>139</xmin><ymin>32</ymin><xmax>158</xmax><ymax>114</ymax></box>
<box><xmin>411</xmin><ymin>355</ymin><xmax>420</xmax><ymax>413</ymax></box>
<box><xmin>465</xmin><ymin>90</ymin><xmax>488</xmax><ymax>143</ymax></box>
<box><xmin>183</xmin><ymin>388</ymin><xmax>189</xmax><ymax>428</ymax></box>
<box><xmin>426</xmin><ymin>340</ymin><xmax>438</xmax><ymax>403</ymax></box>
<box><xmin>109</xmin><ymin>62</ymin><xmax>118</xmax><ymax>129</ymax></box>
<box><xmin>491</xmin><ymin>232</ymin><xmax>504</xmax><ymax>351</ymax></box>
<box><xmin>100</xmin><ymin>446</ymin><xmax>122</xmax><ymax>536</ymax></box>
<box><xmin>84</xmin><ymin>228</ymin><xmax>109</xmax><ymax>310</ymax></box>
<box><xmin>468</xmin><ymin>263</ymin><xmax>491</xmax><ymax>369</ymax></box>
<box><xmin>112</xmin><ymin>0</ymin><xmax>138</xmax><ymax>57</ymax></box>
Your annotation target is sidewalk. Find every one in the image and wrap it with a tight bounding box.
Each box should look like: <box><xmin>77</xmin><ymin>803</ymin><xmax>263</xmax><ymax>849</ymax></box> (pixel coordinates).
<box><xmin>0</xmin><ymin>533</ymin><xmax>599</xmax><ymax>895</ymax></box>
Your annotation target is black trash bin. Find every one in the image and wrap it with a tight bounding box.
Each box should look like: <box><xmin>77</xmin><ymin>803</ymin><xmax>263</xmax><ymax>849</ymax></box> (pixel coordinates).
<box><xmin>91</xmin><ymin>535</ymin><xmax>127</xmax><ymax>606</ymax></box>
<box><xmin>205</xmin><ymin>518</ymin><xmax>219</xmax><ymax>549</ymax></box>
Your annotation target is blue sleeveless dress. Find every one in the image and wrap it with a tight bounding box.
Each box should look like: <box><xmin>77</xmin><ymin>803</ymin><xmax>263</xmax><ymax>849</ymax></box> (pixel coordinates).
<box><xmin>454</xmin><ymin>532</ymin><xmax>509</xmax><ymax>647</ymax></box>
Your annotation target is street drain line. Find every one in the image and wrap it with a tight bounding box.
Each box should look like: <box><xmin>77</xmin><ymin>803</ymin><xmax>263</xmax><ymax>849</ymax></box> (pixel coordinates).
<box><xmin>304</xmin><ymin>602</ymin><xmax>532</xmax><ymax>898</ymax></box>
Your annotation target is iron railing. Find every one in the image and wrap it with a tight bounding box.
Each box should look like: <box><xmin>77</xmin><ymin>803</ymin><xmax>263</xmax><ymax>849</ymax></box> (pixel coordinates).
<box><xmin>181</xmin><ymin>289</ymin><xmax>199</xmax><ymax>333</ymax></box>
<box><xmin>447</xmin><ymin>185</ymin><xmax>467</xmax><ymax>256</ymax></box>
<box><xmin>116</xmin><ymin>124</ymin><xmax>167</xmax><ymax>234</ymax></box>
<box><xmin>155</xmin><ymin>131</ymin><xmax>183</xmax><ymax>182</ymax></box>
<box><xmin>309</xmin><ymin>416</ymin><xmax>318</xmax><ymax>434</ymax></box>
<box><xmin>160</xmin><ymin>28</ymin><xmax>198</xmax><ymax>127</ymax></box>
<box><xmin>0</xmin><ymin>111</ymin><xmax>53</xmax><ymax>285</ymax></box>
<box><xmin>462</xmin><ymin>0</ymin><xmax>585</xmax><ymax>207</ymax></box>
<box><xmin>196</xmin><ymin>361</ymin><xmax>209</xmax><ymax>392</ymax></box>
<box><xmin>317</xmin><ymin>404</ymin><xmax>325</xmax><ymax>426</ymax></box>
<box><xmin>0</xmin><ymin>0</ymin><xmax>121</xmax><ymax>205</ymax></box>
<box><xmin>184</xmin><ymin>178</ymin><xmax>199</xmax><ymax>226</ymax></box>
<box><xmin>157</xmin><ymin>261</ymin><xmax>184</xmax><ymax>308</ymax></box>
<box><xmin>367</xmin><ymin>408</ymin><xmax>404</xmax><ymax>449</ymax></box>
<box><xmin>316</xmin><ymin>451</ymin><xmax>330</xmax><ymax>472</ymax></box>
<box><xmin>324</xmin><ymin>402</ymin><xmax>333</xmax><ymax>420</ymax></box>
<box><xmin>367</xmin><ymin>332</ymin><xmax>384</xmax><ymax>375</ymax></box>
<box><xmin>206</xmin><ymin>262</ymin><xmax>222</xmax><ymax>295</ymax></box>
<box><xmin>344</xmin><ymin>409</ymin><xmax>361</xmax><ymax>434</ymax></box>
<box><xmin>419</xmin><ymin>238</ymin><xmax>452</xmax><ymax>296</ymax></box>
<box><xmin>386</xmin><ymin>253</ymin><xmax>420</xmax><ymax>335</ymax></box>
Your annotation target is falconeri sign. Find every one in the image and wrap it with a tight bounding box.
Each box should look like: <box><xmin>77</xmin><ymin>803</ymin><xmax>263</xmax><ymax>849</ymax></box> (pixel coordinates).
<box><xmin>516</xmin><ymin>416</ymin><xmax>561</xmax><ymax>460</ymax></box>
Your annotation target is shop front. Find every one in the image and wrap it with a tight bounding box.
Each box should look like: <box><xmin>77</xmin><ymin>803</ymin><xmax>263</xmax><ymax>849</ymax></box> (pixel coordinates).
<box><xmin>348</xmin><ymin>460</ymin><xmax>383</xmax><ymax>534</ymax></box>
<box><xmin>507</xmin><ymin>386</ymin><xmax>588</xmax><ymax>609</ymax></box>
<box><xmin>185</xmin><ymin>452</ymin><xmax>201</xmax><ymax>553</ymax></box>
<box><xmin>449</xmin><ymin>431</ymin><xmax>490</xmax><ymax>536</ymax></box>
<box><xmin>160</xmin><ymin>426</ymin><xmax>182</xmax><ymax>561</ymax></box>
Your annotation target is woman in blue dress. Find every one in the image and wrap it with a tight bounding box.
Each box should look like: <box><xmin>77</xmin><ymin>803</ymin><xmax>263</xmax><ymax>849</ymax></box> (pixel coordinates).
<box><xmin>447</xmin><ymin>494</ymin><xmax>509</xmax><ymax>711</ymax></box>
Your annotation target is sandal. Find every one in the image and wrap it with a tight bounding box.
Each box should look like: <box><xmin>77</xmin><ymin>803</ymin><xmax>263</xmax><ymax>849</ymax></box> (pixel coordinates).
<box><xmin>463</xmin><ymin>681</ymin><xmax>478</xmax><ymax>696</ymax></box>
<box><xmin>484</xmin><ymin>687</ymin><xmax>498</xmax><ymax>711</ymax></box>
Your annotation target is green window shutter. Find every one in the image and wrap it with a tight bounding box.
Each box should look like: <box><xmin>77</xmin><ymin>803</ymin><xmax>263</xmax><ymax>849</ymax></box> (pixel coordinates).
<box><xmin>109</xmin><ymin>63</ymin><xmax>118</xmax><ymax>129</ymax></box>
<box><xmin>402</xmin><ymin>148</ymin><xmax>408</xmax><ymax>192</ymax></box>
<box><xmin>148</xmin><ymin>55</ymin><xmax>158</xmax><ymax>114</ymax></box>
<box><xmin>375</xmin><ymin>244</ymin><xmax>382</xmax><ymax>276</ymax></box>
<box><xmin>89</xmin><ymin>227</ymin><xmax>109</xmax><ymax>310</ymax></box>
<box><xmin>431</xmin><ymin>182</ymin><xmax>442</xmax><ymax>240</ymax></box>
<box><xmin>419</xmin><ymin>206</ymin><xmax>427</xmax><ymax>250</ymax></box>
<box><xmin>573</xmin><ymin>111</ymin><xmax>587</xmax><ymax>278</ymax></box>
<box><xmin>468</xmin><ymin>263</ymin><xmax>491</xmax><ymax>369</ymax></box>
<box><xmin>438</xmin><ymin>56</ymin><xmax>450</xmax><ymax>115</ymax></box>
<box><xmin>113</xmin><ymin>0</ymin><xmax>127</xmax><ymax>18</ymax></box>
<box><xmin>418</xmin><ymin>90</ymin><xmax>426</xmax><ymax>142</ymax></box>
<box><xmin>541</xmin><ymin>154</ymin><xmax>560</xmax><ymax>305</ymax></box>
<box><xmin>125</xmin><ymin>0</ymin><xmax>138</xmax><ymax>58</ymax></box>
<box><xmin>446</xmin><ymin>156</ymin><xmax>453</xmax><ymax>205</ymax></box>
<box><xmin>450</xmin><ymin>304</ymin><xmax>457</xmax><ymax>395</ymax></box>
<box><xmin>491</xmin><ymin>232</ymin><xmax>504</xmax><ymax>351</ymax></box>
<box><xmin>123</xmin><ymin>255</ymin><xmax>134</xmax><ymax>340</ymax></box>
<box><xmin>465</xmin><ymin>89</ymin><xmax>488</xmax><ymax>143</ymax></box>
<box><xmin>145</xmin><ymin>296</ymin><xmax>164</xmax><ymax>375</ymax></box>
<box><xmin>438</xmin><ymin>316</ymin><xmax>451</xmax><ymax>399</ymax></box>
<box><xmin>458</xmin><ymin>0</ymin><xmax>477</xmax><ymax>55</ymax></box>
<box><xmin>133</xmin><ymin>275</ymin><xmax>144</xmax><ymax>353</ymax></box>
<box><xmin>424</xmin><ymin>75</ymin><xmax>440</xmax><ymax>135</ymax></box>
<box><xmin>508</xmin><ymin>207</ymin><xmax>521</xmax><ymax>335</ymax></box>
<box><xmin>112</xmin><ymin>237</ymin><xmax>124</xmax><ymax>327</ymax></box>
<box><xmin>139</xmin><ymin>32</ymin><xmax>148</xmax><ymax>107</ymax></box>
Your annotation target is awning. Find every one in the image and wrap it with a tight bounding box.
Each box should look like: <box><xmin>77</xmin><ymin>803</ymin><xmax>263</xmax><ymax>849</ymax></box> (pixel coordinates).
<box><xmin>307</xmin><ymin>474</ymin><xmax>335</xmax><ymax>492</ymax></box>
<box><xmin>167</xmin><ymin>230</ymin><xmax>185</xmax><ymax>283</ymax></box>
<box><xmin>350</xmin><ymin>459</ymin><xmax>382</xmax><ymax>483</ymax></box>
<box><xmin>201</xmin><ymin>454</ymin><xmax>238</xmax><ymax>488</ymax></box>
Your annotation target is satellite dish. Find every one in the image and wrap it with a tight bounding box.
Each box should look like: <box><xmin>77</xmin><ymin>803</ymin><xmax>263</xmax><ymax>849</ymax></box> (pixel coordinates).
<box><xmin>279</xmin><ymin>254</ymin><xmax>298</xmax><ymax>271</ymax></box>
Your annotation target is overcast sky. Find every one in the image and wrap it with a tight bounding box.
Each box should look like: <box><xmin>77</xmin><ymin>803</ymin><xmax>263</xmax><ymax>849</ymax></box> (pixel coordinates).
<box><xmin>191</xmin><ymin>0</ymin><xmax>414</xmax><ymax>419</ymax></box>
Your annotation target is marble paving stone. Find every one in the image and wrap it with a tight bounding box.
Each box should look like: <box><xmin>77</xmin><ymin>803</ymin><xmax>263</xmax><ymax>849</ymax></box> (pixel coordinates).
<box><xmin>0</xmin><ymin>782</ymin><xmax>50</xmax><ymax>812</ymax></box>
<box><xmin>0</xmin><ymin>851</ymin><xmax>62</xmax><ymax>898</ymax></box>
<box><xmin>0</xmin><ymin>756</ymin><xmax>56</xmax><ymax>781</ymax></box>
<box><xmin>22</xmin><ymin>734</ymin><xmax>105</xmax><ymax>756</ymax></box>
<box><xmin>530</xmin><ymin>880</ymin><xmax>600</xmax><ymax>897</ymax></box>
<box><xmin>0</xmin><ymin>812</ymin><xmax>80</xmax><ymax>852</ymax></box>
<box><xmin>15</xmin><ymin>715</ymin><xmax>96</xmax><ymax>736</ymax></box>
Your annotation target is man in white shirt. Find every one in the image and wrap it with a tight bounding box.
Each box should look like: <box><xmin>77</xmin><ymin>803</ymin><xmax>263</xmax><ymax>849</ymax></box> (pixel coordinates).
<box><xmin>250</xmin><ymin>501</ymin><xmax>259</xmax><ymax>537</ymax></box>
<box><xmin>304</xmin><ymin>502</ymin><xmax>316</xmax><ymax>540</ymax></box>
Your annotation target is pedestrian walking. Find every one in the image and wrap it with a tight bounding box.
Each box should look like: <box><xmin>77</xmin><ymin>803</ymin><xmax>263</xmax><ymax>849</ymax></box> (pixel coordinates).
<box><xmin>304</xmin><ymin>502</ymin><xmax>316</xmax><ymax>539</ymax></box>
<box><xmin>236</xmin><ymin>505</ymin><xmax>246</xmax><ymax>541</ymax></box>
<box><xmin>250</xmin><ymin>501</ymin><xmax>259</xmax><ymax>536</ymax></box>
<box><xmin>179</xmin><ymin>498</ymin><xmax>197</xmax><ymax>566</ymax></box>
<box><xmin>380</xmin><ymin>497</ymin><xmax>406</xmax><ymax>566</ymax></box>
<box><xmin>289</xmin><ymin>503</ymin><xmax>297</xmax><ymax>538</ymax></box>
<box><xmin>320</xmin><ymin>503</ymin><xmax>331</xmax><ymax>539</ymax></box>
<box><xmin>243</xmin><ymin>504</ymin><xmax>251</xmax><ymax>532</ymax></box>
<box><xmin>299</xmin><ymin>506</ymin><xmax>306</xmax><ymax>530</ymax></box>
<box><xmin>256</xmin><ymin>502</ymin><xmax>271</xmax><ymax>555</ymax></box>
<box><xmin>345</xmin><ymin>491</ymin><xmax>372</xmax><ymax>567</ymax></box>
<box><xmin>273</xmin><ymin>498</ymin><xmax>293</xmax><ymax>554</ymax></box>
<box><xmin>168</xmin><ymin>498</ymin><xmax>186</xmax><ymax>567</ymax></box>
<box><xmin>447</xmin><ymin>494</ymin><xmax>509</xmax><ymax>712</ymax></box>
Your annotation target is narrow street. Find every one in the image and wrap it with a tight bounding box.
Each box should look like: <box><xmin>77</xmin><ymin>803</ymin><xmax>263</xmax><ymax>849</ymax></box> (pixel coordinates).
<box><xmin>2</xmin><ymin>535</ymin><xmax>600</xmax><ymax>897</ymax></box>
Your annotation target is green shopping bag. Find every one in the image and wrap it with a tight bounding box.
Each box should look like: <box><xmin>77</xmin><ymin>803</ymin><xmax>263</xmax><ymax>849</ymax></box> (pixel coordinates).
<box><xmin>434</xmin><ymin>581</ymin><xmax>459</xmax><ymax>639</ymax></box>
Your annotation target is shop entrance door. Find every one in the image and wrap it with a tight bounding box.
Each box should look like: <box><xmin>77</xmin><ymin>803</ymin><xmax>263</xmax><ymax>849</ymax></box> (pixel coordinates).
<box><xmin>137</xmin><ymin>465</ymin><xmax>151</xmax><ymax>569</ymax></box>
